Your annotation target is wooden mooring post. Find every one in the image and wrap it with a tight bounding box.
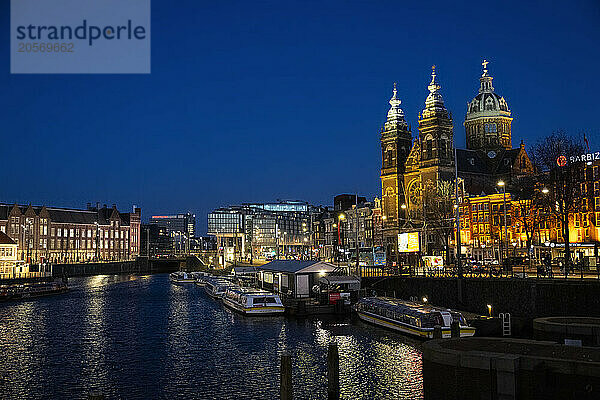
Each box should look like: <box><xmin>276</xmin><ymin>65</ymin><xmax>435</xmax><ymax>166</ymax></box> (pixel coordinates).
<box><xmin>328</xmin><ymin>342</ymin><xmax>340</xmax><ymax>400</ymax></box>
<box><xmin>433</xmin><ymin>325</ymin><xmax>442</xmax><ymax>339</ymax></box>
<box><xmin>280</xmin><ymin>352</ymin><xmax>293</xmax><ymax>400</ymax></box>
<box><xmin>451</xmin><ymin>320</ymin><xmax>460</xmax><ymax>338</ymax></box>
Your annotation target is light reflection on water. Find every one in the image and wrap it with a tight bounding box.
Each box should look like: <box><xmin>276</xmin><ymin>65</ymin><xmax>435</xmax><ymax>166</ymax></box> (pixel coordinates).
<box><xmin>0</xmin><ymin>274</ymin><xmax>423</xmax><ymax>399</ymax></box>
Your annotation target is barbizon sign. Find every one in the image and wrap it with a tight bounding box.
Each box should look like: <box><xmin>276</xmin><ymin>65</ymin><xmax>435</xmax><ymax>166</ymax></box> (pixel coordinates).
<box><xmin>557</xmin><ymin>151</ymin><xmax>599</xmax><ymax>166</ymax></box>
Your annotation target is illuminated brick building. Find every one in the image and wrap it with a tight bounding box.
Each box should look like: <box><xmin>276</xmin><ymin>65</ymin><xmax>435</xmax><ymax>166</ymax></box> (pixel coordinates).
<box><xmin>0</xmin><ymin>203</ymin><xmax>141</xmax><ymax>264</ymax></box>
<box><xmin>457</xmin><ymin>160</ymin><xmax>600</xmax><ymax>264</ymax></box>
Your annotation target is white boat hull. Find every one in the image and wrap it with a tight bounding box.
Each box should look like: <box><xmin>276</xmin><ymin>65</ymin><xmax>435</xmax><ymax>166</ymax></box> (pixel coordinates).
<box><xmin>357</xmin><ymin>311</ymin><xmax>475</xmax><ymax>339</ymax></box>
<box><xmin>222</xmin><ymin>296</ymin><xmax>285</xmax><ymax>316</ymax></box>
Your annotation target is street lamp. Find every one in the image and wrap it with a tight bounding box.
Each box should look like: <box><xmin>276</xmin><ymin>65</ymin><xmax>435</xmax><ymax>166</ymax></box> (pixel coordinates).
<box><xmin>381</xmin><ymin>215</ymin><xmax>387</xmax><ymax>248</ymax></box>
<box><xmin>338</xmin><ymin>214</ymin><xmax>345</xmax><ymax>262</ymax></box>
<box><xmin>497</xmin><ymin>180</ymin><xmax>508</xmax><ymax>262</ymax></box>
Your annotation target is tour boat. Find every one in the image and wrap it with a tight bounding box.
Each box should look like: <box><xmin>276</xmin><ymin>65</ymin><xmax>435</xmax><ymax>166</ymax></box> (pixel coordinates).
<box><xmin>0</xmin><ymin>281</ymin><xmax>69</xmax><ymax>301</ymax></box>
<box><xmin>354</xmin><ymin>297</ymin><xmax>476</xmax><ymax>339</ymax></box>
<box><xmin>169</xmin><ymin>272</ymin><xmax>196</xmax><ymax>285</ymax></box>
<box><xmin>222</xmin><ymin>287</ymin><xmax>285</xmax><ymax>316</ymax></box>
<box><xmin>204</xmin><ymin>278</ymin><xmax>237</xmax><ymax>299</ymax></box>
<box><xmin>193</xmin><ymin>272</ymin><xmax>213</xmax><ymax>287</ymax></box>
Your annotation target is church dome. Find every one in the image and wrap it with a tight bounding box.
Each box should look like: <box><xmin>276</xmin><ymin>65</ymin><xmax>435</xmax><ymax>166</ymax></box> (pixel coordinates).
<box><xmin>466</xmin><ymin>60</ymin><xmax>510</xmax><ymax>118</ymax></box>
<box><xmin>468</xmin><ymin>91</ymin><xmax>509</xmax><ymax>114</ymax></box>
<box><xmin>464</xmin><ymin>60</ymin><xmax>513</xmax><ymax>151</ymax></box>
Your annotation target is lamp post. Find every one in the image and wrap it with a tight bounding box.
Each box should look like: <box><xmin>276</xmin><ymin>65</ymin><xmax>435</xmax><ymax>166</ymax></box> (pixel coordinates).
<box><xmin>302</xmin><ymin>222</ymin><xmax>308</xmax><ymax>260</ymax></box>
<box><xmin>400</xmin><ymin>204</ymin><xmax>407</xmax><ymax>275</ymax></box>
<box><xmin>338</xmin><ymin>213</ymin><xmax>345</xmax><ymax>263</ymax></box>
<box><xmin>380</xmin><ymin>215</ymin><xmax>387</xmax><ymax>250</ymax></box>
<box><xmin>497</xmin><ymin>180</ymin><xmax>508</xmax><ymax>262</ymax></box>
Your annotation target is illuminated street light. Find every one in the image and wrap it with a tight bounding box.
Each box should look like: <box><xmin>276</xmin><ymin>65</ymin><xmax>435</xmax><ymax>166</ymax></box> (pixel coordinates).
<box><xmin>400</xmin><ymin>204</ymin><xmax>407</xmax><ymax>209</ymax></box>
<box><xmin>497</xmin><ymin>180</ymin><xmax>508</xmax><ymax>261</ymax></box>
<box><xmin>542</xmin><ymin>187</ymin><xmax>549</xmax><ymax>194</ymax></box>
<box><xmin>422</xmin><ymin>297</ymin><xmax>428</xmax><ymax>303</ymax></box>
<box><xmin>487</xmin><ymin>304</ymin><xmax>492</xmax><ymax>317</ymax></box>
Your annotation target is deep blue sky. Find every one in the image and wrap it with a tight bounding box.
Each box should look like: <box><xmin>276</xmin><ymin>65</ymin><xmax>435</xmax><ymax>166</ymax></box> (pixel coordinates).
<box><xmin>1</xmin><ymin>1</ymin><xmax>599</xmax><ymax>234</ymax></box>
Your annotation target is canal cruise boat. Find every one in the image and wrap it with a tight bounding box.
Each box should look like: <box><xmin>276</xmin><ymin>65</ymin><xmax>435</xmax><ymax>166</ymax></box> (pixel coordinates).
<box><xmin>222</xmin><ymin>287</ymin><xmax>285</xmax><ymax>316</ymax></box>
<box><xmin>204</xmin><ymin>278</ymin><xmax>237</xmax><ymax>299</ymax></box>
<box><xmin>169</xmin><ymin>272</ymin><xmax>196</xmax><ymax>285</ymax></box>
<box><xmin>354</xmin><ymin>297</ymin><xmax>475</xmax><ymax>339</ymax></box>
<box><xmin>193</xmin><ymin>272</ymin><xmax>213</xmax><ymax>287</ymax></box>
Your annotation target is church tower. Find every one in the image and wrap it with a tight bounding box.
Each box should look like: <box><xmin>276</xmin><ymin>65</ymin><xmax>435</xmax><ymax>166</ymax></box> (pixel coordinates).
<box><xmin>464</xmin><ymin>60</ymin><xmax>513</xmax><ymax>151</ymax></box>
<box><xmin>403</xmin><ymin>66</ymin><xmax>454</xmax><ymax>213</ymax></box>
<box><xmin>380</xmin><ymin>83</ymin><xmax>412</xmax><ymax>227</ymax></box>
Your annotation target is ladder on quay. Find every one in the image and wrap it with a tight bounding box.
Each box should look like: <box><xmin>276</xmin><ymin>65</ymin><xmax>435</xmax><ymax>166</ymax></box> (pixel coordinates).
<box><xmin>499</xmin><ymin>312</ymin><xmax>512</xmax><ymax>336</ymax></box>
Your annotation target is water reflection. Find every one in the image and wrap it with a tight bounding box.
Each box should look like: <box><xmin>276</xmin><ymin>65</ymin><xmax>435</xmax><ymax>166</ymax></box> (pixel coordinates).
<box><xmin>0</xmin><ymin>274</ymin><xmax>423</xmax><ymax>399</ymax></box>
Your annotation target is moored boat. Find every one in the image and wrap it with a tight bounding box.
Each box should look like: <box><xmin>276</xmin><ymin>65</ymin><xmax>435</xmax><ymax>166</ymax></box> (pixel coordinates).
<box><xmin>354</xmin><ymin>297</ymin><xmax>475</xmax><ymax>339</ymax></box>
<box><xmin>204</xmin><ymin>278</ymin><xmax>237</xmax><ymax>298</ymax></box>
<box><xmin>0</xmin><ymin>281</ymin><xmax>69</xmax><ymax>301</ymax></box>
<box><xmin>193</xmin><ymin>272</ymin><xmax>213</xmax><ymax>287</ymax></box>
<box><xmin>222</xmin><ymin>287</ymin><xmax>285</xmax><ymax>316</ymax></box>
<box><xmin>169</xmin><ymin>272</ymin><xmax>196</xmax><ymax>285</ymax></box>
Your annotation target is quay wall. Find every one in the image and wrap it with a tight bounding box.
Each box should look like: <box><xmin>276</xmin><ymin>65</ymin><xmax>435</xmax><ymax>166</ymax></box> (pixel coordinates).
<box><xmin>362</xmin><ymin>277</ymin><xmax>600</xmax><ymax>319</ymax></box>
<box><xmin>422</xmin><ymin>337</ymin><xmax>600</xmax><ymax>400</ymax></box>
<box><xmin>51</xmin><ymin>258</ymin><xmax>181</xmax><ymax>278</ymax></box>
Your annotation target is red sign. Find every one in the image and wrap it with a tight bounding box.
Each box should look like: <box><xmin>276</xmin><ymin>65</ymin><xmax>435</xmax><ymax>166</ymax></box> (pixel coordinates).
<box><xmin>556</xmin><ymin>155</ymin><xmax>567</xmax><ymax>167</ymax></box>
<box><xmin>329</xmin><ymin>292</ymin><xmax>341</xmax><ymax>304</ymax></box>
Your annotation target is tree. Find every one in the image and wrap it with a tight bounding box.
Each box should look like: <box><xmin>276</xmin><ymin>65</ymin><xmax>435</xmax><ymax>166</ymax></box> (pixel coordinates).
<box><xmin>422</xmin><ymin>180</ymin><xmax>455</xmax><ymax>267</ymax></box>
<box><xmin>530</xmin><ymin>131</ymin><xmax>586</xmax><ymax>267</ymax></box>
<box><xmin>510</xmin><ymin>176</ymin><xmax>549</xmax><ymax>250</ymax></box>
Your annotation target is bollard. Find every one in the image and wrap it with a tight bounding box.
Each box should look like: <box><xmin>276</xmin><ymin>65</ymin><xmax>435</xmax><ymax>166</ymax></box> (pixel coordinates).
<box><xmin>451</xmin><ymin>320</ymin><xmax>460</xmax><ymax>338</ymax></box>
<box><xmin>433</xmin><ymin>325</ymin><xmax>442</xmax><ymax>339</ymax></box>
<box><xmin>327</xmin><ymin>342</ymin><xmax>340</xmax><ymax>400</ymax></box>
<box><xmin>281</xmin><ymin>352</ymin><xmax>293</xmax><ymax>400</ymax></box>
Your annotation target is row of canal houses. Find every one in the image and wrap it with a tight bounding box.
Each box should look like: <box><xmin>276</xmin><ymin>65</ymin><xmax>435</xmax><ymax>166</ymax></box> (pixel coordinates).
<box><xmin>0</xmin><ymin>203</ymin><xmax>141</xmax><ymax>279</ymax></box>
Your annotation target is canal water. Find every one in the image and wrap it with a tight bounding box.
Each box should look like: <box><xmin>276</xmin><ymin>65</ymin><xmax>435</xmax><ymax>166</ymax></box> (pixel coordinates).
<box><xmin>0</xmin><ymin>274</ymin><xmax>423</xmax><ymax>399</ymax></box>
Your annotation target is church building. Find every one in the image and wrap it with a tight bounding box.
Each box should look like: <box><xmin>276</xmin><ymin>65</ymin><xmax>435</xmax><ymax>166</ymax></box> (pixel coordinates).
<box><xmin>379</xmin><ymin>61</ymin><xmax>534</xmax><ymax>261</ymax></box>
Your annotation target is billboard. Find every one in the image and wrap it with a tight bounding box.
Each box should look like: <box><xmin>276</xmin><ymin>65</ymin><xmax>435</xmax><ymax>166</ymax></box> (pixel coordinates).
<box><xmin>373</xmin><ymin>247</ymin><xmax>386</xmax><ymax>266</ymax></box>
<box><xmin>398</xmin><ymin>232</ymin><xmax>420</xmax><ymax>253</ymax></box>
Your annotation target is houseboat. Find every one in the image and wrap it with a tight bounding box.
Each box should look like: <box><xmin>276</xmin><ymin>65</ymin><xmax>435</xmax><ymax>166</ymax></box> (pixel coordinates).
<box><xmin>169</xmin><ymin>272</ymin><xmax>196</xmax><ymax>285</ymax></box>
<box><xmin>222</xmin><ymin>288</ymin><xmax>285</xmax><ymax>316</ymax></box>
<box><xmin>0</xmin><ymin>281</ymin><xmax>69</xmax><ymax>301</ymax></box>
<box><xmin>354</xmin><ymin>297</ymin><xmax>475</xmax><ymax>339</ymax></box>
<box><xmin>204</xmin><ymin>278</ymin><xmax>237</xmax><ymax>299</ymax></box>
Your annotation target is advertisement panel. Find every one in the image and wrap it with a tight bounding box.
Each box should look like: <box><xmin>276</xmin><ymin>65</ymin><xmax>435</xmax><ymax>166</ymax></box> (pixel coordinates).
<box><xmin>422</xmin><ymin>255</ymin><xmax>444</xmax><ymax>269</ymax></box>
<box><xmin>373</xmin><ymin>248</ymin><xmax>386</xmax><ymax>266</ymax></box>
<box><xmin>398</xmin><ymin>232</ymin><xmax>420</xmax><ymax>253</ymax></box>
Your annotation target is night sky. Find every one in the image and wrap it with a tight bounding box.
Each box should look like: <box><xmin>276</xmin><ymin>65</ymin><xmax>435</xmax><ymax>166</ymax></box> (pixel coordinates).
<box><xmin>1</xmin><ymin>1</ymin><xmax>599</xmax><ymax>234</ymax></box>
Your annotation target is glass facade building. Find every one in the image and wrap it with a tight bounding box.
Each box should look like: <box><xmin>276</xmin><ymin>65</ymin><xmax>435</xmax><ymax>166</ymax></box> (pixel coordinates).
<box><xmin>207</xmin><ymin>201</ymin><xmax>313</xmax><ymax>264</ymax></box>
